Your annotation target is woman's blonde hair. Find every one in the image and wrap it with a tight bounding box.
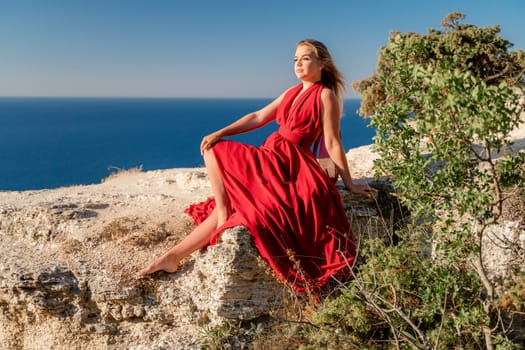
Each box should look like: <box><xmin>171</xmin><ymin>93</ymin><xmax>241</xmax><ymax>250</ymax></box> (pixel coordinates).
<box><xmin>296</xmin><ymin>39</ymin><xmax>346</xmax><ymax>101</ymax></box>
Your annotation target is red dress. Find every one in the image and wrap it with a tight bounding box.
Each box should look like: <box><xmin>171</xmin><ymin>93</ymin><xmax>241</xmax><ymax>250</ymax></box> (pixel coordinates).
<box><xmin>185</xmin><ymin>82</ymin><xmax>355</xmax><ymax>292</ymax></box>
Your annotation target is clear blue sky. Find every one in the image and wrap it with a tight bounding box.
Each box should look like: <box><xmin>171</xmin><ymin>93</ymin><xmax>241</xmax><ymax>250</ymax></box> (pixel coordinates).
<box><xmin>1</xmin><ymin>0</ymin><xmax>524</xmax><ymax>98</ymax></box>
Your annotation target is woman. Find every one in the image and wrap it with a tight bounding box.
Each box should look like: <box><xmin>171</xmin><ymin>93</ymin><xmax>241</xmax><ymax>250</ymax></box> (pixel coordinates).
<box><xmin>139</xmin><ymin>39</ymin><xmax>373</xmax><ymax>292</ymax></box>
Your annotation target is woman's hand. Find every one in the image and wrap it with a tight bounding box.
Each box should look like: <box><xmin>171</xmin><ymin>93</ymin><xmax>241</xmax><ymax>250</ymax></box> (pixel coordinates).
<box><xmin>200</xmin><ymin>132</ymin><xmax>222</xmax><ymax>155</ymax></box>
<box><xmin>345</xmin><ymin>182</ymin><xmax>377</xmax><ymax>197</ymax></box>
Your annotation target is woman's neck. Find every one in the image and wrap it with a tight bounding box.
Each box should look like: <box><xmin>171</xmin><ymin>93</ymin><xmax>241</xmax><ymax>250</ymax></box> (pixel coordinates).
<box><xmin>301</xmin><ymin>79</ymin><xmax>321</xmax><ymax>90</ymax></box>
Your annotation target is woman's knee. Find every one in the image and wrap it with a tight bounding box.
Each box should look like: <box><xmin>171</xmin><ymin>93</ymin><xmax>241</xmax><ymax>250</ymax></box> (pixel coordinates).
<box><xmin>203</xmin><ymin>148</ymin><xmax>217</xmax><ymax>165</ymax></box>
<box><xmin>203</xmin><ymin>147</ymin><xmax>212</xmax><ymax>158</ymax></box>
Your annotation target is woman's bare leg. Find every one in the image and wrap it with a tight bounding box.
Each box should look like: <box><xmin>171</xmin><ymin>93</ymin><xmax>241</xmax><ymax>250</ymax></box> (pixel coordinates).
<box><xmin>203</xmin><ymin>149</ymin><xmax>232</xmax><ymax>227</ymax></box>
<box><xmin>138</xmin><ymin>209</ymin><xmax>218</xmax><ymax>276</ymax></box>
<box><xmin>139</xmin><ymin>149</ymin><xmax>232</xmax><ymax>277</ymax></box>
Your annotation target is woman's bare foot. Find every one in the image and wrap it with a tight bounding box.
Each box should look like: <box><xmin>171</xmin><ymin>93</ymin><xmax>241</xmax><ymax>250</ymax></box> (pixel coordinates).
<box><xmin>138</xmin><ymin>252</ymin><xmax>179</xmax><ymax>277</ymax></box>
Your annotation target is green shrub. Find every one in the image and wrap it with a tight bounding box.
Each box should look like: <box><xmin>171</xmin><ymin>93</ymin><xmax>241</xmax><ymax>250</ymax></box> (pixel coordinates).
<box><xmin>351</xmin><ymin>11</ymin><xmax>525</xmax><ymax>349</ymax></box>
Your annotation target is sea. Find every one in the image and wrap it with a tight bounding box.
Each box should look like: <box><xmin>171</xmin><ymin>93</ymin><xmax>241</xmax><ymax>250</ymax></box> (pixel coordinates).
<box><xmin>0</xmin><ymin>98</ymin><xmax>375</xmax><ymax>191</ymax></box>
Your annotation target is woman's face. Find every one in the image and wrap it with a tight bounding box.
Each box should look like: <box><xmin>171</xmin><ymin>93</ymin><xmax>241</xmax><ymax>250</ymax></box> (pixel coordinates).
<box><xmin>294</xmin><ymin>44</ymin><xmax>323</xmax><ymax>82</ymax></box>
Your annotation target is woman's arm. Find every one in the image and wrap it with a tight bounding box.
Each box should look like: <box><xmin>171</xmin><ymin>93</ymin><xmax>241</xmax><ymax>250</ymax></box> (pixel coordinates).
<box><xmin>200</xmin><ymin>89</ymin><xmax>289</xmax><ymax>155</ymax></box>
<box><xmin>321</xmin><ymin>88</ymin><xmax>374</xmax><ymax>196</ymax></box>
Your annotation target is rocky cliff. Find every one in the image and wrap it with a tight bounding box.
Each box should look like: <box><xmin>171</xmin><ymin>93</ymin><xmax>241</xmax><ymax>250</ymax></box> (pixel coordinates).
<box><xmin>1</xmin><ymin>128</ymin><xmax>523</xmax><ymax>349</ymax></box>
<box><xmin>0</xmin><ymin>152</ymin><xmax>402</xmax><ymax>350</ymax></box>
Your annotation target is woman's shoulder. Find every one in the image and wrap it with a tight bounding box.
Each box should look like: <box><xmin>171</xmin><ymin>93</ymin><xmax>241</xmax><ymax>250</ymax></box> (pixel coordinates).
<box><xmin>320</xmin><ymin>86</ymin><xmax>337</xmax><ymax>103</ymax></box>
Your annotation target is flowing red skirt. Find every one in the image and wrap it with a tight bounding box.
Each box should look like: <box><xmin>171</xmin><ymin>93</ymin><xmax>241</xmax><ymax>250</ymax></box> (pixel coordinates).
<box><xmin>185</xmin><ymin>130</ymin><xmax>355</xmax><ymax>292</ymax></box>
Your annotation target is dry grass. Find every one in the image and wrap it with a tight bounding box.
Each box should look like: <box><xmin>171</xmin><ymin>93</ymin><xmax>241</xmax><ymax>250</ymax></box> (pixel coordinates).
<box><xmin>101</xmin><ymin>165</ymin><xmax>143</xmax><ymax>183</ymax></box>
<box><xmin>61</xmin><ymin>239</ymin><xmax>84</xmax><ymax>254</ymax></box>
<box><xmin>99</xmin><ymin>217</ymin><xmax>141</xmax><ymax>241</ymax></box>
<box><xmin>124</xmin><ymin>223</ymin><xmax>170</xmax><ymax>247</ymax></box>
<box><xmin>98</xmin><ymin>216</ymin><xmax>194</xmax><ymax>248</ymax></box>
<box><xmin>502</xmin><ymin>186</ymin><xmax>525</xmax><ymax>222</ymax></box>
